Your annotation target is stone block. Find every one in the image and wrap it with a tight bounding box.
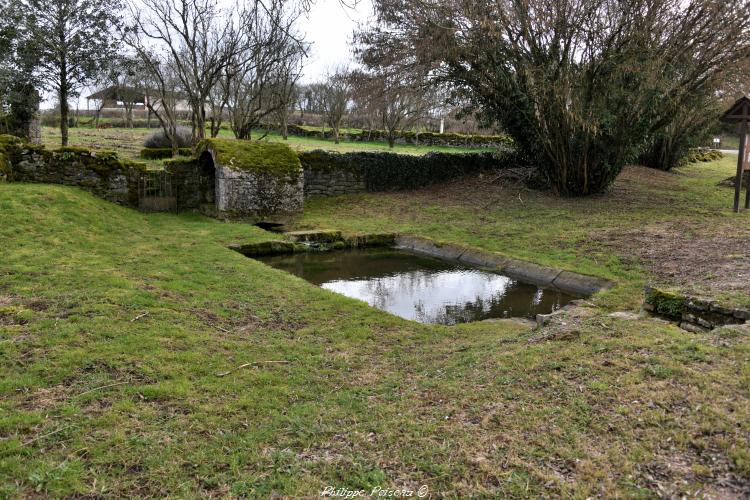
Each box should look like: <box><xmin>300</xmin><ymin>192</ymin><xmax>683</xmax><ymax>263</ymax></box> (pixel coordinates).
<box><xmin>457</xmin><ymin>248</ymin><xmax>511</xmax><ymax>269</ymax></box>
<box><xmin>503</xmin><ymin>259</ymin><xmax>561</xmax><ymax>287</ymax></box>
<box><xmin>552</xmin><ymin>271</ymin><xmax>612</xmax><ymax>295</ymax></box>
<box><xmin>394</xmin><ymin>235</ymin><xmax>465</xmax><ymax>260</ymax></box>
<box><xmin>680</xmin><ymin>322</ymin><xmax>708</xmax><ymax>334</ymax></box>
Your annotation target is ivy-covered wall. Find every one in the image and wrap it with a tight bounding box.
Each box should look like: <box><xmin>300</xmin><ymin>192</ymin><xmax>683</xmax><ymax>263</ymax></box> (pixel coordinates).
<box><xmin>299</xmin><ymin>149</ymin><xmax>514</xmax><ymax>196</ymax></box>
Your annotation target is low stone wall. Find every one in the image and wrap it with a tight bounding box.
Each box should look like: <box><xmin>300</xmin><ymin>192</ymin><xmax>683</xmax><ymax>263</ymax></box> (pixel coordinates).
<box><xmin>299</xmin><ymin>149</ymin><xmax>515</xmax><ymax>197</ymax></box>
<box><xmin>3</xmin><ymin>137</ymin><xmax>144</xmax><ymax>208</ymax></box>
<box><xmin>644</xmin><ymin>286</ymin><xmax>749</xmax><ymax>332</ymax></box>
<box><xmin>303</xmin><ymin>168</ymin><xmax>365</xmax><ymax>197</ymax></box>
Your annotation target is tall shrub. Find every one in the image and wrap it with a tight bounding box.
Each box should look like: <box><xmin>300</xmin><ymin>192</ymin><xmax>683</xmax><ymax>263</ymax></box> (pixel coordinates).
<box><xmin>357</xmin><ymin>0</ymin><xmax>750</xmax><ymax>195</ymax></box>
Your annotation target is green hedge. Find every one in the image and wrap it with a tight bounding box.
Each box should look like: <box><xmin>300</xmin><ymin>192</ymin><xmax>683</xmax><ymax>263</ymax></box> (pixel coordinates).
<box><xmin>140</xmin><ymin>147</ymin><xmax>193</xmax><ymax>160</ymax></box>
<box><xmin>299</xmin><ymin>149</ymin><xmax>516</xmax><ymax>191</ymax></box>
<box><xmin>286</xmin><ymin>124</ymin><xmax>513</xmax><ymax>147</ymax></box>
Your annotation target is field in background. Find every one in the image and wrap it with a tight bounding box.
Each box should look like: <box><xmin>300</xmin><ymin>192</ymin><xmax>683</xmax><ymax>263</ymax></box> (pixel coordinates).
<box><xmin>41</xmin><ymin>126</ymin><xmax>495</xmax><ymax>167</ymax></box>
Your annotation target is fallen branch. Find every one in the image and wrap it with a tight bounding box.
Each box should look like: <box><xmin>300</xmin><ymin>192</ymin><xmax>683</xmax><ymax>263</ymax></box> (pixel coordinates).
<box><xmin>77</xmin><ymin>381</ymin><xmax>129</xmax><ymax>397</ymax></box>
<box><xmin>130</xmin><ymin>312</ymin><xmax>149</xmax><ymax>322</ymax></box>
<box><xmin>216</xmin><ymin>360</ymin><xmax>290</xmax><ymax>377</ymax></box>
<box><xmin>22</xmin><ymin>425</ymin><xmax>74</xmax><ymax>447</ymax></box>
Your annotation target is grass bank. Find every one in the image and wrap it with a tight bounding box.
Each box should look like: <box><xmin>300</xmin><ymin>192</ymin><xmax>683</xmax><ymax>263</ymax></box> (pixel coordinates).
<box><xmin>1</xmin><ymin>156</ymin><xmax>749</xmax><ymax>496</ymax></box>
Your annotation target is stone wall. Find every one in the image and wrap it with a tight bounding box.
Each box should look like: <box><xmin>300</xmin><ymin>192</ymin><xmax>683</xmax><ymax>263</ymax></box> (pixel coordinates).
<box><xmin>644</xmin><ymin>286</ymin><xmax>749</xmax><ymax>332</ymax></box>
<box><xmin>164</xmin><ymin>158</ymin><xmax>209</xmax><ymax>211</ymax></box>
<box><xmin>299</xmin><ymin>149</ymin><xmax>513</xmax><ymax>198</ymax></box>
<box><xmin>215</xmin><ymin>163</ymin><xmax>304</xmax><ymax>217</ymax></box>
<box><xmin>6</xmin><ymin>141</ymin><xmax>143</xmax><ymax>207</ymax></box>
<box><xmin>284</xmin><ymin>124</ymin><xmax>514</xmax><ymax>149</ymax></box>
<box><xmin>303</xmin><ymin>168</ymin><xmax>365</xmax><ymax>198</ymax></box>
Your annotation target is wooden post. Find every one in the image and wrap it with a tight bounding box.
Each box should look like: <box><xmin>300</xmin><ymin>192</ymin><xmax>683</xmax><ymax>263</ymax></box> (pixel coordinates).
<box><xmin>734</xmin><ymin>121</ymin><xmax>747</xmax><ymax>213</ymax></box>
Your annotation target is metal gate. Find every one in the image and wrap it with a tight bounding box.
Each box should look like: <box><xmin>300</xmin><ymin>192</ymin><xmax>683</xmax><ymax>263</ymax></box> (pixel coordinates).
<box><xmin>138</xmin><ymin>171</ymin><xmax>177</xmax><ymax>213</ymax></box>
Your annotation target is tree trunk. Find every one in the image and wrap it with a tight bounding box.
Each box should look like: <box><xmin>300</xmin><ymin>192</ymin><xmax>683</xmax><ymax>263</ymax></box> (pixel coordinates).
<box><xmin>169</xmin><ymin>123</ymin><xmax>178</xmax><ymax>157</ymax></box>
<box><xmin>334</xmin><ymin>127</ymin><xmax>340</xmax><ymax>144</ymax></box>
<box><xmin>59</xmin><ymin>86</ymin><xmax>69</xmax><ymax>147</ymax></box>
<box><xmin>387</xmin><ymin>133</ymin><xmax>395</xmax><ymax>148</ymax></box>
<box><xmin>282</xmin><ymin>113</ymin><xmax>288</xmax><ymax>140</ymax></box>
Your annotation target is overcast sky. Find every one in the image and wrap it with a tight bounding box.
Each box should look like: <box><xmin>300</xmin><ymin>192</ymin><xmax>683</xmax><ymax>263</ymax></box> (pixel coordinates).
<box><xmin>300</xmin><ymin>0</ymin><xmax>373</xmax><ymax>82</ymax></box>
<box><xmin>59</xmin><ymin>0</ymin><xmax>372</xmax><ymax>109</ymax></box>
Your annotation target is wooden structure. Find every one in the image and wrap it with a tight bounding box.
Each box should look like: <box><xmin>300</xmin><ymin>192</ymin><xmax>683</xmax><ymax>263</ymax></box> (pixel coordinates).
<box><xmin>720</xmin><ymin>96</ymin><xmax>750</xmax><ymax>212</ymax></box>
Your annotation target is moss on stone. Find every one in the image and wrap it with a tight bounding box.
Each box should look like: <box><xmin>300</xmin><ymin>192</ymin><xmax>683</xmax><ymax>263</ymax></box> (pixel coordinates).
<box><xmin>343</xmin><ymin>233</ymin><xmax>397</xmax><ymax>248</ymax></box>
<box><xmin>197</xmin><ymin>138</ymin><xmax>301</xmax><ymax>178</ymax></box>
<box><xmin>45</xmin><ymin>147</ymin><xmax>148</xmax><ymax>176</ymax></box>
<box><xmin>0</xmin><ymin>134</ymin><xmax>22</xmax><ymax>148</ymax></box>
<box><xmin>645</xmin><ymin>287</ymin><xmax>686</xmax><ymax>319</ymax></box>
<box><xmin>298</xmin><ymin>150</ymin><xmax>363</xmax><ymax>175</ymax></box>
<box><xmin>229</xmin><ymin>240</ymin><xmax>297</xmax><ymax>257</ymax></box>
<box><xmin>285</xmin><ymin>230</ymin><xmax>343</xmax><ymax>243</ymax></box>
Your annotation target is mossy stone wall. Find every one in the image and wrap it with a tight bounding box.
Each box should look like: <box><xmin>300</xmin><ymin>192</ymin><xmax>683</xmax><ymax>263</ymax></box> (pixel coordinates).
<box><xmin>0</xmin><ymin>135</ymin><xmax>147</xmax><ymax>207</ymax></box>
<box><xmin>643</xmin><ymin>286</ymin><xmax>749</xmax><ymax>332</ymax></box>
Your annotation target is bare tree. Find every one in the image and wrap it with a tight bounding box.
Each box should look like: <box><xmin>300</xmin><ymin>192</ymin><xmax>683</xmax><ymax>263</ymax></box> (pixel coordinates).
<box><xmin>94</xmin><ymin>54</ymin><xmax>144</xmax><ymax>128</ymax></box>
<box><xmin>126</xmin><ymin>50</ymin><xmax>183</xmax><ymax>154</ymax></box>
<box><xmin>126</xmin><ymin>0</ymin><xmax>245</xmax><ymax>143</ymax></box>
<box><xmin>320</xmin><ymin>67</ymin><xmax>351</xmax><ymax>144</ymax></box>
<box><xmin>352</xmin><ymin>70</ymin><xmax>427</xmax><ymax>148</ymax></box>
<box><xmin>207</xmin><ymin>68</ymin><xmax>231</xmax><ymax>138</ymax></box>
<box><xmin>225</xmin><ymin>0</ymin><xmax>306</xmax><ymax>140</ymax></box>
<box><xmin>271</xmin><ymin>48</ymin><xmax>305</xmax><ymax>139</ymax></box>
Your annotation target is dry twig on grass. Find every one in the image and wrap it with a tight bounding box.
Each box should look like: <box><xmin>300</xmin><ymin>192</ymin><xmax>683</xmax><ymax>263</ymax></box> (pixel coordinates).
<box><xmin>216</xmin><ymin>360</ymin><xmax>290</xmax><ymax>377</ymax></box>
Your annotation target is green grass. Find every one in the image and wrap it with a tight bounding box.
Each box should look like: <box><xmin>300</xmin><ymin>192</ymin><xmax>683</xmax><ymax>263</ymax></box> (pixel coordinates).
<box><xmin>1</xmin><ymin>156</ymin><xmax>749</xmax><ymax>496</ymax></box>
<box><xmin>41</xmin><ymin>126</ymin><xmax>494</xmax><ymax>166</ymax></box>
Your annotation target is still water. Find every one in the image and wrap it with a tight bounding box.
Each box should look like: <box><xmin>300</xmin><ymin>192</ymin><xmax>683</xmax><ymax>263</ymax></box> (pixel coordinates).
<box><xmin>257</xmin><ymin>248</ymin><xmax>581</xmax><ymax>325</ymax></box>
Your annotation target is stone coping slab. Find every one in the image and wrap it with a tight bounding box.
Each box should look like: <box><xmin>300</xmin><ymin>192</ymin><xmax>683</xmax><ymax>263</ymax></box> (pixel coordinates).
<box><xmin>395</xmin><ymin>235</ymin><xmax>612</xmax><ymax>295</ymax></box>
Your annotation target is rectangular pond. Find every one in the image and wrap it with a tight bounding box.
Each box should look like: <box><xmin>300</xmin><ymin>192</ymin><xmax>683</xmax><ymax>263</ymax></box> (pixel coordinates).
<box><xmin>256</xmin><ymin>248</ymin><xmax>583</xmax><ymax>325</ymax></box>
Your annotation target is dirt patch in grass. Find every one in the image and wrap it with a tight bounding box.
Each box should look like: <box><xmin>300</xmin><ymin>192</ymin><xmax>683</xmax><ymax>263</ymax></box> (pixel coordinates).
<box><xmin>590</xmin><ymin>220</ymin><xmax>750</xmax><ymax>301</ymax></box>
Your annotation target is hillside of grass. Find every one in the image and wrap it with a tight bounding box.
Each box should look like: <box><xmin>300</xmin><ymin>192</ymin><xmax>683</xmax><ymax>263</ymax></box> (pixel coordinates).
<box><xmin>1</xmin><ymin>158</ymin><xmax>749</xmax><ymax>496</ymax></box>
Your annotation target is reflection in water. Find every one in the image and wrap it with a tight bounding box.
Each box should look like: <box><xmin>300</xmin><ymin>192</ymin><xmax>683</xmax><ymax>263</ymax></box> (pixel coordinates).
<box><xmin>257</xmin><ymin>249</ymin><xmax>582</xmax><ymax>325</ymax></box>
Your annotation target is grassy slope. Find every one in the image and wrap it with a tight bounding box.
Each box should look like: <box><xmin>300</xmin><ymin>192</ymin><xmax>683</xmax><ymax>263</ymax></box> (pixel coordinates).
<box><xmin>1</xmin><ymin>158</ymin><xmax>749</xmax><ymax>496</ymax></box>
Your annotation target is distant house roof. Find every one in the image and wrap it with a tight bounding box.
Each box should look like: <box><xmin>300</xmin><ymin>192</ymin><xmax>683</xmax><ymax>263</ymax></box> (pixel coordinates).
<box><xmin>87</xmin><ymin>86</ymin><xmax>149</xmax><ymax>104</ymax></box>
<box><xmin>87</xmin><ymin>86</ymin><xmax>188</xmax><ymax>103</ymax></box>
